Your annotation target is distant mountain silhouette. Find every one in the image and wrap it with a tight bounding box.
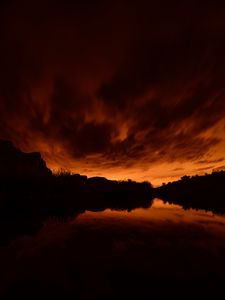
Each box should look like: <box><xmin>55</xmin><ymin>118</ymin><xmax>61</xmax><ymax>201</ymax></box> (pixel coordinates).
<box><xmin>0</xmin><ymin>140</ymin><xmax>52</xmax><ymax>177</ymax></box>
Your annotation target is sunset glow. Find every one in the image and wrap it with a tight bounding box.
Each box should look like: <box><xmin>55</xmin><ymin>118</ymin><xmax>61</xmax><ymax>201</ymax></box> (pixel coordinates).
<box><xmin>1</xmin><ymin>0</ymin><xmax>225</xmax><ymax>184</ymax></box>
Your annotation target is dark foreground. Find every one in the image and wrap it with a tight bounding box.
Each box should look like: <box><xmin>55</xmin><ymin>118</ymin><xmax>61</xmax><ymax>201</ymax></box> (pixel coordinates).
<box><xmin>1</xmin><ymin>200</ymin><xmax>225</xmax><ymax>299</ymax></box>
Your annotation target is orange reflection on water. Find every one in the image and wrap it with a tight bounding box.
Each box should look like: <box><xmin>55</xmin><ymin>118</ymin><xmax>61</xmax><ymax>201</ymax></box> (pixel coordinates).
<box><xmin>76</xmin><ymin>199</ymin><xmax>225</xmax><ymax>234</ymax></box>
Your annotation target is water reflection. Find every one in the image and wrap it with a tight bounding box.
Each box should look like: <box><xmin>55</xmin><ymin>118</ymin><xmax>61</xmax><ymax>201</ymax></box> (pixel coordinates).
<box><xmin>76</xmin><ymin>198</ymin><xmax>225</xmax><ymax>235</ymax></box>
<box><xmin>1</xmin><ymin>199</ymin><xmax>225</xmax><ymax>299</ymax></box>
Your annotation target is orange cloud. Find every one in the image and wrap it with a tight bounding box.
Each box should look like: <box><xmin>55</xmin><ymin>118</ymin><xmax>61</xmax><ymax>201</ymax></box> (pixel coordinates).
<box><xmin>1</xmin><ymin>0</ymin><xmax>225</xmax><ymax>185</ymax></box>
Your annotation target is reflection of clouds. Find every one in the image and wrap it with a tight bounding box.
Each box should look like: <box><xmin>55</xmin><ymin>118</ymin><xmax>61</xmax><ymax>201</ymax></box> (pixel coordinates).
<box><xmin>197</xmin><ymin>220</ymin><xmax>225</xmax><ymax>227</ymax></box>
<box><xmin>151</xmin><ymin>199</ymin><xmax>182</xmax><ymax>209</ymax></box>
<box><xmin>76</xmin><ymin>199</ymin><xmax>225</xmax><ymax>238</ymax></box>
<box><xmin>1</xmin><ymin>200</ymin><xmax>225</xmax><ymax>298</ymax></box>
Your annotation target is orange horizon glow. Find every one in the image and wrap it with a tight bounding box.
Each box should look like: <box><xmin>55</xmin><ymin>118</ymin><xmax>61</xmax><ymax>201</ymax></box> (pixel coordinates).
<box><xmin>1</xmin><ymin>0</ymin><xmax>225</xmax><ymax>185</ymax></box>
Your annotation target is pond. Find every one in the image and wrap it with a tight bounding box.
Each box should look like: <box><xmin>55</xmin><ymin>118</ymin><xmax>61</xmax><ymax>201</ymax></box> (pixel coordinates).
<box><xmin>77</xmin><ymin>198</ymin><xmax>225</xmax><ymax>229</ymax></box>
<box><xmin>1</xmin><ymin>198</ymin><xmax>225</xmax><ymax>299</ymax></box>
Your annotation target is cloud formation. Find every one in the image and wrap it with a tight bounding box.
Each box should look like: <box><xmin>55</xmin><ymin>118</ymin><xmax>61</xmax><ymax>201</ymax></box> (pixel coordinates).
<box><xmin>1</xmin><ymin>0</ymin><xmax>225</xmax><ymax>183</ymax></box>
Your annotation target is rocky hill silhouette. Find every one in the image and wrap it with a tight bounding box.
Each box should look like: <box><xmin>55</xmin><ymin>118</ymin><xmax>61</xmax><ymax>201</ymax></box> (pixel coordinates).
<box><xmin>0</xmin><ymin>140</ymin><xmax>52</xmax><ymax>178</ymax></box>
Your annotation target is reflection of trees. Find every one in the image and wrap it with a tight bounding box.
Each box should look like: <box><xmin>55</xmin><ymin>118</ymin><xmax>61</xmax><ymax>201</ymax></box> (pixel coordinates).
<box><xmin>0</xmin><ymin>174</ymin><xmax>154</xmax><ymax>245</ymax></box>
<box><xmin>156</xmin><ymin>171</ymin><xmax>225</xmax><ymax>214</ymax></box>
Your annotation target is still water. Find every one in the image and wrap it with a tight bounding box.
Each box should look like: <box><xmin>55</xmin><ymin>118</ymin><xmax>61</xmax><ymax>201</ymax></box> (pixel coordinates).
<box><xmin>77</xmin><ymin>198</ymin><xmax>225</xmax><ymax>229</ymax></box>
<box><xmin>1</xmin><ymin>198</ymin><xmax>225</xmax><ymax>299</ymax></box>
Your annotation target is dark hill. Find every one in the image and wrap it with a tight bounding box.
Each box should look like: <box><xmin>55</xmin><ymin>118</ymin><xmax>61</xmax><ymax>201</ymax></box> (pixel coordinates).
<box><xmin>0</xmin><ymin>140</ymin><xmax>52</xmax><ymax>177</ymax></box>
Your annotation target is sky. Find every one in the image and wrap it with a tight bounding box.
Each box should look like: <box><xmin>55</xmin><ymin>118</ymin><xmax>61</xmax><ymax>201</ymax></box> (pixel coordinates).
<box><xmin>0</xmin><ymin>0</ymin><xmax>225</xmax><ymax>185</ymax></box>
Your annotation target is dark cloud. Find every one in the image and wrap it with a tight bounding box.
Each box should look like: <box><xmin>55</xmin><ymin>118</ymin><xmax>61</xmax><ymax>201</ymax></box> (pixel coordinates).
<box><xmin>196</xmin><ymin>166</ymin><xmax>215</xmax><ymax>172</ymax></box>
<box><xmin>196</xmin><ymin>158</ymin><xmax>224</xmax><ymax>164</ymax></box>
<box><xmin>213</xmin><ymin>165</ymin><xmax>225</xmax><ymax>172</ymax></box>
<box><xmin>0</xmin><ymin>0</ymin><xmax>225</xmax><ymax>179</ymax></box>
